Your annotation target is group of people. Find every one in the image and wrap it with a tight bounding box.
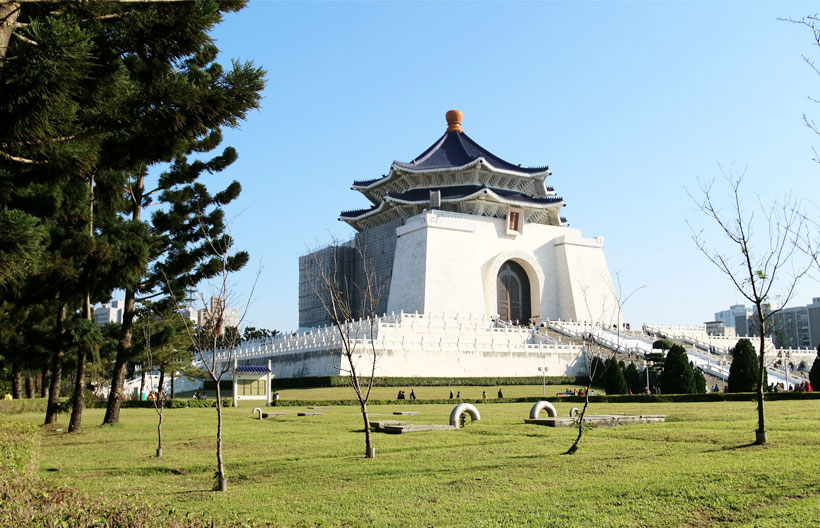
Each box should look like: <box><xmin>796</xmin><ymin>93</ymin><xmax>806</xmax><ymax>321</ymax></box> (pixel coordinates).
<box><xmin>192</xmin><ymin>391</ymin><xmax>208</xmax><ymax>400</ymax></box>
<box><xmin>771</xmin><ymin>381</ymin><xmax>813</xmax><ymax>392</ymax></box>
<box><xmin>146</xmin><ymin>390</ymin><xmax>169</xmax><ymax>401</ymax></box>
<box><xmin>396</xmin><ymin>389</ymin><xmax>416</xmax><ymax>400</ymax></box>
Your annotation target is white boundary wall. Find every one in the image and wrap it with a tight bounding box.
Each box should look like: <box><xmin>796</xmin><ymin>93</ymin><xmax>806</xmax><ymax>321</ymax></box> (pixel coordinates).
<box><xmin>200</xmin><ymin>311</ymin><xmax>588</xmax><ymax>379</ymax></box>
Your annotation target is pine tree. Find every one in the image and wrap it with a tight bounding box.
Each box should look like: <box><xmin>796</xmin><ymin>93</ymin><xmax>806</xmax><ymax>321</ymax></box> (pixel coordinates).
<box><xmin>728</xmin><ymin>338</ymin><xmax>758</xmax><ymax>392</ymax></box>
<box><xmin>1</xmin><ymin>2</ymin><xmax>265</xmax><ymax>427</ymax></box>
<box><xmin>604</xmin><ymin>357</ymin><xmax>628</xmax><ymax>395</ymax></box>
<box><xmin>809</xmin><ymin>344</ymin><xmax>820</xmax><ymax>391</ymax></box>
<box><xmin>693</xmin><ymin>365</ymin><xmax>707</xmax><ymax>394</ymax></box>
<box><xmin>624</xmin><ymin>362</ymin><xmax>641</xmax><ymax>393</ymax></box>
<box><xmin>660</xmin><ymin>344</ymin><xmax>696</xmax><ymax>394</ymax></box>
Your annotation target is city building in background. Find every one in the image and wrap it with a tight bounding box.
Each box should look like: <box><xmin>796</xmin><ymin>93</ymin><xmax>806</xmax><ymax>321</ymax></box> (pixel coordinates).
<box><xmin>93</xmin><ymin>300</ymin><xmax>125</xmax><ymax>326</ymax></box>
<box><xmin>713</xmin><ymin>298</ymin><xmax>820</xmax><ymax>350</ymax></box>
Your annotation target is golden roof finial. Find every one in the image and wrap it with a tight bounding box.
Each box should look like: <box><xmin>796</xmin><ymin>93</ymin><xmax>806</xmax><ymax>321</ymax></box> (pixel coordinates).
<box><xmin>446</xmin><ymin>109</ymin><xmax>463</xmax><ymax>133</ymax></box>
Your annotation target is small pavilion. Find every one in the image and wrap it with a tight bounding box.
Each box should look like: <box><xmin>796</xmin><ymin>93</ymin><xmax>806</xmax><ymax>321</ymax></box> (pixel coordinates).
<box><xmin>231</xmin><ymin>359</ymin><xmax>273</xmax><ymax>407</ymax></box>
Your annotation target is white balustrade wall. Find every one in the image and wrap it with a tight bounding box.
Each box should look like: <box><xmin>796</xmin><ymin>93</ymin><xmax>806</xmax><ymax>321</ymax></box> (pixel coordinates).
<box><xmin>194</xmin><ymin>311</ymin><xmax>588</xmax><ymax>379</ymax></box>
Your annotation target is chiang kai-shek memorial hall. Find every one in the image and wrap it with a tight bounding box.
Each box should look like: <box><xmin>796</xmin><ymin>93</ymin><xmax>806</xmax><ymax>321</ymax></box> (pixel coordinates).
<box><xmin>219</xmin><ymin>111</ymin><xmax>621</xmax><ymax>379</ymax></box>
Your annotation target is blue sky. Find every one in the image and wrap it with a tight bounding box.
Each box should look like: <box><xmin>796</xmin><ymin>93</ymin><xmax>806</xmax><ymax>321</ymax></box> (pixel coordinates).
<box><xmin>196</xmin><ymin>1</ymin><xmax>820</xmax><ymax>332</ymax></box>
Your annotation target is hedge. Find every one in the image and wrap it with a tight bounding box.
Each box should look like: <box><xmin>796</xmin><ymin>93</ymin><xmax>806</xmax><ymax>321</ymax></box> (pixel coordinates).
<box><xmin>264</xmin><ymin>391</ymin><xmax>820</xmax><ymax>407</ymax></box>
<box><xmin>0</xmin><ymin>421</ymin><xmax>39</xmax><ymax>476</ymax></box>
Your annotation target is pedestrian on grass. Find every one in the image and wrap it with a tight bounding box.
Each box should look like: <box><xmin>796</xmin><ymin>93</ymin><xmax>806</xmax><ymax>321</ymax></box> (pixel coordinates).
<box><xmin>410</xmin><ymin>389</ymin><xmax>416</xmax><ymax>400</ymax></box>
<box><xmin>497</xmin><ymin>388</ymin><xmax>504</xmax><ymax>399</ymax></box>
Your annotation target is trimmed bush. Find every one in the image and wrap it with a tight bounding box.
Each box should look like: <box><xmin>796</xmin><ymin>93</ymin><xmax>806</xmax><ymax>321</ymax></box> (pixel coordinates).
<box><xmin>604</xmin><ymin>358</ymin><xmax>628</xmax><ymax>395</ymax></box>
<box><xmin>624</xmin><ymin>362</ymin><xmax>642</xmax><ymax>394</ymax></box>
<box><xmin>0</xmin><ymin>421</ymin><xmax>39</xmax><ymax>476</ymax></box>
<box><xmin>809</xmin><ymin>348</ymin><xmax>820</xmax><ymax>391</ymax></box>
<box><xmin>653</xmin><ymin>339</ymin><xmax>674</xmax><ymax>350</ymax></box>
<box><xmin>693</xmin><ymin>367</ymin><xmax>707</xmax><ymax>394</ymax></box>
<box><xmin>661</xmin><ymin>345</ymin><xmax>696</xmax><ymax>394</ymax></box>
<box><xmin>728</xmin><ymin>338</ymin><xmax>758</xmax><ymax>392</ymax></box>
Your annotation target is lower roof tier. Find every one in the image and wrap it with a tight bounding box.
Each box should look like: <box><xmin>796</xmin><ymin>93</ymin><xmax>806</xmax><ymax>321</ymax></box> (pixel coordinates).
<box><xmin>340</xmin><ymin>185</ymin><xmax>566</xmax><ymax>231</ymax></box>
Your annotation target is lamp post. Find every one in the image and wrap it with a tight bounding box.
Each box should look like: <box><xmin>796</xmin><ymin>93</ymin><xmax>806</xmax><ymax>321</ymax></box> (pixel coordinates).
<box><xmin>538</xmin><ymin>366</ymin><xmax>546</xmax><ymax>397</ymax></box>
<box><xmin>643</xmin><ymin>360</ymin><xmax>653</xmax><ymax>394</ymax></box>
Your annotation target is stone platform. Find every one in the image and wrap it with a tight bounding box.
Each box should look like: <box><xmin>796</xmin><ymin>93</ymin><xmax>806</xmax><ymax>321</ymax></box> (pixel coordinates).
<box><xmin>371</xmin><ymin>420</ymin><xmax>457</xmax><ymax>434</ymax></box>
<box><xmin>525</xmin><ymin>414</ymin><xmax>666</xmax><ymax>428</ymax></box>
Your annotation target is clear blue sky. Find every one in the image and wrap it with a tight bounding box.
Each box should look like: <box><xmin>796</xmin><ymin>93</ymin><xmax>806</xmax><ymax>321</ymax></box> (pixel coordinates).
<box><xmin>196</xmin><ymin>1</ymin><xmax>820</xmax><ymax>332</ymax></box>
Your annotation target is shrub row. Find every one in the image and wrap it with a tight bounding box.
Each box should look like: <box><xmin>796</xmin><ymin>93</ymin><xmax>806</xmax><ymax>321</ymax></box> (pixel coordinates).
<box><xmin>0</xmin><ymin>421</ymin><xmax>39</xmax><ymax>476</ymax></box>
<box><xmin>203</xmin><ymin>375</ymin><xmax>590</xmax><ymax>391</ymax></box>
<box><xmin>121</xmin><ymin>398</ymin><xmax>232</xmax><ymax>409</ymax></box>
<box><xmin>0</xmin><ymin>418</ymin><xmax>244</xmax><ymax>527</ymax></box>
<box><xmin>266</xmin><ymin>391</ymin><xmax>820</xmax><ymax>407</ymax></box>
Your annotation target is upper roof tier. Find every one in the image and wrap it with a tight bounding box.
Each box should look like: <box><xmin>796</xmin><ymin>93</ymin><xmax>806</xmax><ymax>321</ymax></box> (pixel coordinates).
<box><xmin>355</xmin><ymin>110</ymin><xmax>549</xmax><ymax>184</ymax></box>
<box><xmin>352</xmin><ymin>110</ymin><xmax>553</xmax><ymax>205</ymax></box>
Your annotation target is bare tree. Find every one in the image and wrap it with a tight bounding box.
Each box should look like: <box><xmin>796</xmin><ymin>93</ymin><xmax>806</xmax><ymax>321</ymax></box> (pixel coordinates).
<box><xmin>139</xmin><ymin>311</ymin><xmax>168</xmax><ymax>458</ymax></box>
<box><xmin>781</xmin><ymin>15</ymin><xmax>820</xmax><ymax>163</ymax></box>
<box><xmin>303</xmin><ymin>241</ymin><xmax>381</xmax><ymax>459</ymax></box>
<box><xmin>565</xmin><ymin>278</ymin><xmax>641</xmax><ymax>455</ymax></box>
<box><xmin>172</xmin><ymin>230</ymin><xmax>255</xmax><ymax>492</ymax></box>
<box><xmin>689</xmin><ymin>169</ymin><xmax>813</xmax><ymax>444</ymax></box>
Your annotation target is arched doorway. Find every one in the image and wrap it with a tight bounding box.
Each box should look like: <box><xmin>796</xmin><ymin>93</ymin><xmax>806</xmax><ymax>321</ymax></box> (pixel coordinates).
<box><xmin>497</xmin><ymin>260</ymin><xmax>531</xmax><ymax>323</ymax></box>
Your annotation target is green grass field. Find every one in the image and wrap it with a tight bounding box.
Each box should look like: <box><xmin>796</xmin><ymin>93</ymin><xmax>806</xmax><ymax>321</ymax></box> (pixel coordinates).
<box><xmin>11</xmin><ymin>399</ymin><xmax>820</xmax><ymax>527</ymax></box>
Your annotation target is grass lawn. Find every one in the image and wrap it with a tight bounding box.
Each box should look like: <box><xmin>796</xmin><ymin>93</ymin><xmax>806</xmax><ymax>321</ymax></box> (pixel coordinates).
<box><xmin>15</xmin><ymin>399</ymin><xmax>820</xmax><ymax>527</ymax></box>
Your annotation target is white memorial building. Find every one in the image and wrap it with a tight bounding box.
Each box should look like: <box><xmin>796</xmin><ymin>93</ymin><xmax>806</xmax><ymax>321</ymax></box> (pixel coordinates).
<box><xmin>217</xmin><ymin>111</ymin><xmax>621</xmax><ymax>379</ymax></box>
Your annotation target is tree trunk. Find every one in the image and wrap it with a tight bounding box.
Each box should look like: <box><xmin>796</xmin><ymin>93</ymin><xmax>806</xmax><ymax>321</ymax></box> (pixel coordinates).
<box><xmin>0</xmin><ymin>2</ymin><xmax>21</xmax><ymax>67</ymax></box>
<box><xmin>25</xmin><ymin>374</ymin><xmax>34</xmax><ymax>398</ymax></box>
<box><xmin>755</xmin><ymin>320</ymin><xmax>768</xmax><ymax>445</ymax></box>
<box><xmin>139</xmin><ymin>370</ymin><xmax>146</xmax><ymax>401</ymax></box>
<box><xmin>45</xmin><ymin>302</ymin><xmax>66</xmax><ymax>424</ymax></box>
<box><xmin>156</xmin><ymin>408</ymin><xmax>164</xmax><ymax>457</ymax></box>
<box><xmin>69</xmin><ymin>175</ymin><xmax>94</xmax><ymax>433</ymax></box>
<box><xmin>11</xmin><ymin>360</ymin><xmax>22</xmax><ymax>399</ymax></box>
<box><xmin>39</xmin><ymin>365</ymin><xmax>48</xmax><ymax>398</ymax></box>
<box><xmin>215</xmin><ymin>381</ymin><xmax>227</xmax><ymax>491</ymax></box>
<box><xmin>170</xmin><ymin>370</ymin><xmax>175</xmax><ymax>399</ymax></box>
<box><xmin>361</xmin><ymin>401</ymin><xmax>374</xmax><ymax>458</ymax></box>
<box><xmin>103</xmin><ymin>171</ymin><xmax>142</xmax><ymax>426</ymax></box>
<box><xmin>157</xmin><ymin>368</ymin><xmax>165</xmax><ymax>399</ymax></box>
<box><xmin>69</xmin><ymin>343</ymin><xmax>88</xmax><ymax>432</ymax></box>
<box><xmin>102</xmin><ymin>287</ymin><xmax>136</xmax><ymax>424</ymax></box>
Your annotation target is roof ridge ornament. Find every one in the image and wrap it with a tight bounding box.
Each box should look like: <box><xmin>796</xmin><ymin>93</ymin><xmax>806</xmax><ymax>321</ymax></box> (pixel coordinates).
<box><xmin>446</xmin><ymin>109</ymin><xmax>463</xmax><ymax>133</ymax></box>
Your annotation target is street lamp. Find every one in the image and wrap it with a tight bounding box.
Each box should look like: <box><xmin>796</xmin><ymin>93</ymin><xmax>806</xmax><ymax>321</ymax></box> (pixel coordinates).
<box><xmin>643</xmin><ymin>360</ymin><xmax>653</xmax><ymax>394</ymax></box>
<box><xmin>538</xmin><ymin>366</ymin><xmax>546</xmax><ymax>397</ymax></box>
<box><xmin>779</xmin><ymin>350</ymin><xmax>791</xmax><ymax>390</ymax></box>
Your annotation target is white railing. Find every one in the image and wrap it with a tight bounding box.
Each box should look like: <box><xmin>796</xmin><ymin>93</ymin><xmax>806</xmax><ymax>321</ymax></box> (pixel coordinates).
<box><xmin>195</xmin><ymin>311</ymin><xmax>577</xmax><ymax>369</ymax></box>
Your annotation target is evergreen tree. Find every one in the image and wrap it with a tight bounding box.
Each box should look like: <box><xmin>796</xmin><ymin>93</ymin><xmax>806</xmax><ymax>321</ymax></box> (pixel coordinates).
<box><xmin>660</xmin><ymin>344</ymin><xmax>696</xmax><ymax>394</ymax></box>
<box><xmin>624</xmin><ymin>362</ymin><xmax>641</xmax><ymax>393</ymax></box>
<box><xmin>1</xmin><ymin>2</ymin><xmax>265</xmax><ymax>428</ymax></box>
<box><xmin>809</xmin><ymin>344</ymin><xmax>820</xmax><ymax>390</ymax></box>
<box><xmin>604</xmin><ymin>357</ymin><xmax>628</xmax><ymax>395</ymax></box>
<box><xmin>693</xmin><ymin>365</ymin><xmax>707</xmax><ymax>394</ymax></box>
<box><xmin>728</xmin><ymin>338</ymin><xmax>758</xmax><ymax>392</ymax></box>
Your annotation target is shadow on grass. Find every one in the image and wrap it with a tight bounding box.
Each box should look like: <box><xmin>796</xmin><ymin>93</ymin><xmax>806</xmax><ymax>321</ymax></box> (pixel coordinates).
<box><xmin>702</xmin><ymin>442</ymin><xmax>764</xmax><ymax>453</ymax></box>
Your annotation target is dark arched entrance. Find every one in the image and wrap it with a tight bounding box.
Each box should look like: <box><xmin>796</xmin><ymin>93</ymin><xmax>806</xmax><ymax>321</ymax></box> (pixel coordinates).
<box><xmin>497</xmin><ymin>260</ymin><xmax>531</xmax><ymax>323</ymax></box>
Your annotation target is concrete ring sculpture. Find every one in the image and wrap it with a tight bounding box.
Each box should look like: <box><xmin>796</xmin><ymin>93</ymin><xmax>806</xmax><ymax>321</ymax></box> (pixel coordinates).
<box><xmin>569</xmin><ymin>407</ymin><xmax>580</xmax><ymax>418</ymax></box>
<box><xmin>252</xmin><ymin>407</ymin><xmax>263</xmax><ymax>420</ymax></box>
<box><xmin>529</xmin><ymin>401</ymin><xmax>557</xmax><ymax>419</ymax></box>
<box><xmin>450</xmin><ymin>403</ymin><xmax>481</xmax><ymax>428</ymax></box>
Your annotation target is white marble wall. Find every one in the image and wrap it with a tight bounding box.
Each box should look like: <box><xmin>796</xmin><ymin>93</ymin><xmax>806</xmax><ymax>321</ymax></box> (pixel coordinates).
<box><xmin>205</xmin><ymin>312</ymin><xmax>588</xmax><ymax>379</ymax></box>
<box><xmin>387</xmin><ymin>210</ymin><xmax>619</xmax><ymax>325</ymax></box>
